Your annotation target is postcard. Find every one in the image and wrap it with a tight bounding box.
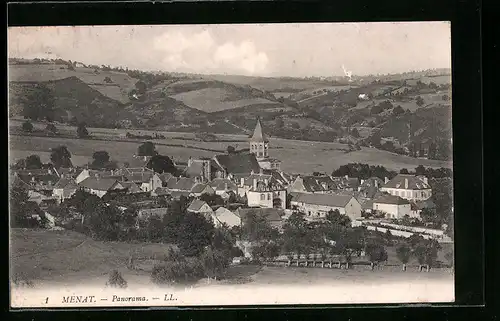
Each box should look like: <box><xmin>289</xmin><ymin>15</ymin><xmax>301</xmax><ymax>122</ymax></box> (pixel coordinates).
<box><xmin>8</xmin><ymin>22</ymin><xmax>454</xmax><ymax>308</ymax></box>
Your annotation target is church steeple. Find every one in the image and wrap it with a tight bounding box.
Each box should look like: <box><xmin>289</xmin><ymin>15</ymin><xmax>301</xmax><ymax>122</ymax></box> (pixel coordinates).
<box><xmin>250</xmin><ymin>118</ymin><xmax>269</xmax><ymax>159</ymax></box>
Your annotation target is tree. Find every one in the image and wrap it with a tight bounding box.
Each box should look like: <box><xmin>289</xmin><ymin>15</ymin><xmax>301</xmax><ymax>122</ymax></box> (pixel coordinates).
<box><xmin>384</xmin><ymin>229</ymin><xmax>393</xmax><ymax>246</ymax></box>
<box><xmin>22</xmin><ymin>121</ymin><xmax>34</xmax><ymax>133</ymax></box>
<box><xmin>91</xmin><ymin>151</ymin><xmax>111</xmax><ymax>169</ymax></box>
<box><xmin>227</xmin><ymin>145</ymin><xmax>236</xmax><ymax>154</ymax></box>
<box><xmin>25</xmin><ymin>155</ymin><xmax>43</xmax><ymax>169</ymax></box>
<box><xmin>200</xmin><ymin>246</ymin><xmax>231</xmax><ymax>280</ymax></box>
<box><xmin>50</xmin><ymin>146</ymin><xmax>73</xmax><ymax>168</ymax></box>
<box><xmin>275</xmin><ymin>117</ymin><xmax>284</xmax><ymax>128</ymax></box>
<box><xmin>400</xmin><ymin>168</ymin><xmax>409</xmax><ymax>174</ymax></box>
<box><xmin>325</xmin><ymin>209</ymin><xmax>351</xmax><ymax>228</ymax></box>
<box><xmin>416</xmin><ymin>96</ymin><xmax>425</xmax><ymax>107</ymax></box>
<box><xmin>85</xmin><ymin>202</ymin><xmax>122</xmax><ymax>241</ymax></box>
<box><xmin>413</xmin><ymin>239</ymin><xmax>441</xmax><ymax>271</ymax></box>
<box><xmin>335</xmin><ymin>228</ymin><xmax>364</xmax><ymax>268</ymax></box>
<box><xmin>177</xmin><ymin>211</ymin><xmax>215</xmax><ymax>257</ymax></box>
<box><xmin>45</xmin><ymin>123</ymin><xmax>57</xmax><ymax>135</ymax></box>
<box><xmin>77</xmin><ymin>123</ymin><xmax>89</xmax><ymax>138</ymax></box>
<box><xmin>107</xmin><ymin>270</ymin><xmax>127</xmax><ymax>288</ymax></box>
<box><xmin>104</xmin><ymin>76</ymin><xmax>113</xmax><ymax>83</ymax></box>
<box><xmin>135</xmin><ymin>81</ymin><xmax>147</xmax><ymax>95</ymax></box>
<box><xmin>350</xmin><ymin>128</ymin><xmax>360</xmax><ymax>138</ymax></box>
<box><xmin>10</xmin><ymin>185</ymin><xmax>46</xmax><ymax>228</ymax></box>
<box><xmin>146</xmin><ymin>154</ymin><xmax>176</xmax><ymax>174</ymax></box>
<box><xmin>396</xmin><ymin>243</ymin><xmax>412</xmax><ymax>271</ymax></box>
<box><xmin>137</xmin><ymin>141</ymin><xmax>157</xmax><ymax>157</ymax></box>
<box><xmin>23</xmin><ymin>84</ymin><xmax>55</xmax><ymax>121</ymax></box>
<box><xmin>365</xmin><ymin>243</ymin><xmax>388</xmax><ymax>270</ymax></box>
<box><xmin>241</xmin><ymin>210</ymin><xmax>277</xmax><ymax>243</ymax></box>
<box><xmin>393</xmin><ymin>105</ymin><xmax>405</xmax><ymax>116</ymax></box>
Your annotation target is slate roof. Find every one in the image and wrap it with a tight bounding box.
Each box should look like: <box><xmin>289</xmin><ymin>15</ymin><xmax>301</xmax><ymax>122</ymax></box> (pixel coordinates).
<box><xmin>209</xmin><ymin>178</ymin><xmax>238</xmax><ymax>191</ymax></box>
<box><xmin>158</xmin><ymin>173</ymin><xmax>174</xmax><ymax>183</ymax></box>
<box><xmin>236</xmin><ymin>208</ymin><xmax>284</xmax><ymax>223</ymax></box>
<box><xmin>382</xmin><ymin>174</ymin><xmax>430</xmax><ymax>190</ymax></box>
<box><xmin>373</xmin><ymin>194</ymin><xmax>411</xmax><ymax>205</ymax></box>
<box><xmin>214</xmin><ymin>153</ymin><xmax>261</xmax><ymax>175</ymax></box>
<box><xmin>291</xmin><ymin>192</ymin><xmax>354</xmax><ymax>207</ymax></box>
<box><xmin>360</xmin><ymin>199</ymin><xmax>374</xmax><ymax>210</ymax></box>
<box><xmin>79</xmin><ymin>177</ymin><xmax>122</xmax><ymax>191</ymax></box>
<box><xmin>53</xmin><ymin>178</ymin><xmax>78</xmax><ymax>190</ymax></box>
<box><xmin>250</xmin><ymin>118</ymin><xmax>269</xmax><ymax>142</ymax></box>
<box><xmin>190</xmin><ymin>183</ymin><xmax>211</xmax><ymax>194</ymax></box>
<box><xmin>16</xmin><ymin>173</ymin><xmax>60</xmax><ymax>190</ymax></box>
<box><xmin>187</xmin><ymin>200</ymin><xmax>210</xmax><ymax>212</ymax></box>
<box><xmin>120</xmin><ymin>181</ymin><xmax>142</xmax><ymax>193</ymax></box>
<box><xmin>359</xmin><ymin>177</ymin><xmax>384</xmax><ymax>189</ymax></box>
<box><xmin>262</xmin><ymin>169</ymin><xmax>291</xmax><ymax>186</ymax></box>
<box><xmin>153</xmin><ymin>187</ymin><xmax>171</xmax><ymax>196</ymax></box>
<box><xmin>168</xmin><ymin>177</ymin><xmax>197</xmax><ymax>191</ymax></box>
<box><xmin>301</xmin><ymin>175</ymin><xmax>339</xmax><ymax>192</ymax></box>
<box><xmin>125</xmin><ymin>172</ymin><xmax>153</xmax><ymax>183</ymax></box>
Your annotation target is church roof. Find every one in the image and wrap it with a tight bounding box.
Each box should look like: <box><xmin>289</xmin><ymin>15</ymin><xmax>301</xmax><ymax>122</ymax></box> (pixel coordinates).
<box><xmin>250</xmin><ymin>118</ymin><xmax>269</xmax><ymax>142</ymax></box>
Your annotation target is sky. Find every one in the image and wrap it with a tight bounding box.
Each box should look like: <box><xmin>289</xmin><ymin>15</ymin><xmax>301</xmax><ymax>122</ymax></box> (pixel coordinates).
<box><xmin>8</xmin><ymin>22</ymin><xmax>451</xmax><ymax>77</ymax></box>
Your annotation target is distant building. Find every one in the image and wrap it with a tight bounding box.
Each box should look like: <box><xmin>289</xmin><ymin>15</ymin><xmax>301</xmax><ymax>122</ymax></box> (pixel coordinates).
<box><xmin>185</xmin><ymin>157</ymin><xmax>224</xmax><ymax>182</ymax></box>
<box><xmin>52</xmin><ymin>178</ymin><xmax>78</xmax><ymax>202</ymax></box>
<box><xmin>237</xmin><ymin>170</ymin><xmax>287</xmax><ymax>209</ymax></box>
<box><xmin>249</xmin><ymin>118</ymin><xmax>281</xmax><ymax>170</ymax></box>
<box><xmin>212</xmin><ymin>207</ymin><xmax>241</xmax><ymax>228</ymax></box>
<box><xmin>235</xmin><ymin>207</ymin><xmax>285</xmax><ymax>230</ymax></box>
<box><xmin>372</xmin><ymin>194</ymin><xmax>417</xmax><ymax>219</ymax></box>
<box><xmin>357</xmin><ymin>177</ymin><xmax>384</xmax><ymax>199</ymax></box>
<box><xmin>288</xmin><ymin>175</ymin><xmax>340</xmax><ymax>194</ymax></box>
<box><xmin>380</xmin><ymin>174</ymin><xmax>432</xmax><ymax>201</ymax></box>
<box><xmin>78</xmin><ymin>177</ymin><xmax>126</xmax><ymax>198</ymax></box>
<box><xmin>290</xmin><ymin>192</ymin><xmax>362</xmax><ymax>222</ymax></box>
<box><xmin>187</xmin><ymin>199</ymin><xmax>214</xmax><ymax>220</ymax></box>
<box><xmin>212</xmin><ymin>153</ymin><xmax>261</xmax><ymax>179</ymax></box>
<box><xmin>209</xmin><ymin>178</ymin><xmax>238</xmax><ymax>196</ymax></box>
<box><xmin>190</xmin><ymin>183</ymin><xmax>215</xmax><ymax>197</ymax></box>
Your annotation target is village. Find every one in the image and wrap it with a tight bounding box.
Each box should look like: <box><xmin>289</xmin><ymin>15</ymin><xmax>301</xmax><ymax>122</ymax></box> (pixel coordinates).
<box><xmin>10</xmin><ymin>117</ymin><xmax>453</xmax><ymax>269</ymax></box>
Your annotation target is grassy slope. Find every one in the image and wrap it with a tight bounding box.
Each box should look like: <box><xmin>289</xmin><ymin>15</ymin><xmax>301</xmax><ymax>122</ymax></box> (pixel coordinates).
<box><xmin>10</xmin><ymin>229</ymin><xmax>174</xmax><ymax>282</ymax></box>
<box><xmin>9</xmin><ymin>64</ymin><xmax>137</xmax><ymax>103</ymax></box>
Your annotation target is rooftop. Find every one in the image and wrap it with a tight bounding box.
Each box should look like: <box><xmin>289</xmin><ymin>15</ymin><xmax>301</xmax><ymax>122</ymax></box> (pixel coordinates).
<box><xmin>382</xmin><ymin>174</ymin><xmax>430</xmax><ymax>190</ymax></box>
<box><xmin>291</xmin><ymin>192</ymin><xmax>354</xmax><ymax>207</ymax></box>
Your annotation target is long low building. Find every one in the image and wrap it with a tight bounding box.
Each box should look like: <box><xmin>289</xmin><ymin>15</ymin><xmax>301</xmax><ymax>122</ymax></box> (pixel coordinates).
<box><xmin>290</xmin><ymin>192</ymin><xmax>362</xmax><ymax>221</ymax></box>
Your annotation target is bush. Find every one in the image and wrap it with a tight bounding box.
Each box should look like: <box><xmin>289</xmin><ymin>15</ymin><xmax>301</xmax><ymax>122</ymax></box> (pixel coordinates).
<box><xmin>151</xmin><ymin>258</ymin><xmax>204</xmax><ymax>284</ymax></box>
<box><xmin>22</xmin><ymin>121</ymin><xmax>34</xmax><ymax>132</ymax></box>
<box><xmin>106</xmin><ymin>270</ymin><xmax>127</xmax><ymax>288</ymax></box>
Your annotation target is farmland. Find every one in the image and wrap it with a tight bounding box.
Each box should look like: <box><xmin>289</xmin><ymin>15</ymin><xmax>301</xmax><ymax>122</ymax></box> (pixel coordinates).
<box><xmin>9</xmin><ymin>122</ymin><xmax>451</xmax><ymax>174</ymax></box>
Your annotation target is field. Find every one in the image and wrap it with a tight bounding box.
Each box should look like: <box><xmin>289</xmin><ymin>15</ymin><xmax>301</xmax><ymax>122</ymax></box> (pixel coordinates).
<box><xmin>10</xmin><ymin>229</ymin><xmax>454</xmax><ymax>305</ymax></box>
<box><xmin>9</xmin><ymin>64</ymin><xmax>137</xmax><ymax>103</ymax></box>
<box><xmin>9</xmin><ymin>125</ymin><xmax>452</xmax><ymax>174</ymax></box>
<box><xmin>171</xmin><ymin>88</ymin><xmax>279</xmax><ymax>113</ymax></box>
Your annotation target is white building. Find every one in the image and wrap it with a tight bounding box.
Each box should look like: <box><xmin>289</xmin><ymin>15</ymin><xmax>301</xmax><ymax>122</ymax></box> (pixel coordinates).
<box><xmin>244</xmin><ymin>173</ymin><xmax>287</xmax><ymax>209</ymax></box>
<box><xmin>290</xmin><ymin>192</ymin><xmax>362</xmax><ymax>222</ymax></box>
<box><xmin>78</xmin><ymin>177</ymin><xmax>125</xmax><ymax>198</ymax></box>
<box><xmin>380</xmin><ymin>174</ymin><xmax>432</xmax><ymax>202</ymax></box>
<box><xmin>372</xmin><ymin>194</ymin><xmax>419</xmax><ymax>219</ymax></box>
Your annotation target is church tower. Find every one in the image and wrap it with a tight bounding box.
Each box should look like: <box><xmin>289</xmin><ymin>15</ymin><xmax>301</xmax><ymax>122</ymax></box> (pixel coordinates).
<box><xmin>250</xmin><ymin>118</ymin><xmax>269</xmax><ymax>160</ymax></box>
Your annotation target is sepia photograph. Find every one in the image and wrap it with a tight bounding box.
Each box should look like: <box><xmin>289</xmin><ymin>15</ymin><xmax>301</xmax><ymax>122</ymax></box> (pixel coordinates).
<box><xmin>8</xmin><ymin>22</ymin><xmax>454</xmax><ymax>308</ymax></box>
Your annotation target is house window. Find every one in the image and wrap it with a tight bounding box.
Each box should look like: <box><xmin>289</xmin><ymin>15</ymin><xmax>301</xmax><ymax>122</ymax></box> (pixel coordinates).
<box><xmin>308</xmin><ymin>211</ymin><xmax>311</xmax><ymax>216</ymax></box>
<box><xmin>267</xmin><ymin>193</ymin><xmax>271</xmax><ymax>200</ymax></box>
<box><xmin>261</xmin><ymin>193</ymin><xmax>265</xmax><ymax>200</ymax></box>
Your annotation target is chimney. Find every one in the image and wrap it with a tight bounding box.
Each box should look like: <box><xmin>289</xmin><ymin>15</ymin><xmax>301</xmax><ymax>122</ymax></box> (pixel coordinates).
<box><xmin>253</xmin><ymin>179</ymin><xmax>257</xmax><ymax>191</ymax></box>
<box><xmin>31</xmin><ymin>176</ymin><xmax>35</xmax><ymax>182</ymax></box>
<box><xmin>48</xmin><ymin>169</ymin><xmax>52</xmax><ymax>175</ymax></box>
<box><xmin>251</xmin><ymin>170</ymin><xmax>254</xmax><ymax>175</ymax></box>
<box><xmin>224</xmin><ymin>183</ymin><xmax>228</xmax><ymax>191</ymax></box>
<box><xmin>264</xmin><ymin>178</ymin><xmax>269</xmax><ymax>186</ymax></box>
<box><xmin>375</xmin><ymin>180</ymin><xmax>379</xmax><ymax>188</ymax></box>
<box><xmin>259</xmin><ymin>168</ymin><xmax>263</xmax><ymax>175</ymax></box>
<box><xmin>404</xmin><ymin>178</ymin><xmax>408</xmax><ymax>189</ymax></box>
<box><xmin>240</xmin><ymin>177</ymin><xmax>245</xmax><ymax>188</ymax></box>
<box><xmin>188</xmin><ymin>157</ymin><xmax>193</xmax><ymax>167</ymax></box>
<box><xmin>384</xmin><ymin>177</ymin><xmax>389</xmax><ymax>184</ymax></box>
<box><xmin>360</xmin><ymin>179</ymin><xmax>365</xmax><ymax>185</ymax></box>
<box><xmin>344</xmin><ymin>175</ymin><xmax>349</xmax><ymax>180</ymax></box>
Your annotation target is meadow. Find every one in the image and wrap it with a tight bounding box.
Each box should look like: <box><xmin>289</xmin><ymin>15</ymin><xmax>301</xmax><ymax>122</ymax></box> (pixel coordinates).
<box><xmin>9</xmin><ymin>127</ymin><xmax>451</xmax><ymax>174</ymax></box>
<box><xmin>10</xmin><ymin>229</ymin><xmax>454</xmax><ymax>305</ymax></box>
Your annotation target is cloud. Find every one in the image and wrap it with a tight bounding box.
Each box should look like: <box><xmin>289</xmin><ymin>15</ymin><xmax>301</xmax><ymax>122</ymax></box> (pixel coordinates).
<box><xmin>152</xmin><ymin>30</ymin><xmax>269</xmax><ymax>75</ymax></box>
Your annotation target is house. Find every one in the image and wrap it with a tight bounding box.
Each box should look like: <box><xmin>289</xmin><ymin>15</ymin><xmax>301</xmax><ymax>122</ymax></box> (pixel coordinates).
<box><xmin>249</xmin><ymin>118</ymin><xmax>281</xmax><ymax>170</ymax></box>
<box><xmin>119</xmin><ymin>181</ymin><xmax>143</xmax><ymax>194</ymax></box>
<box><xmin>190</xmin><ymin>183</ymin><xmax>215</xmax><ymax>197</ymax></box>
<box><xmin>212</xmin><ymin>153</ymin><xmax>262</xmax><ymax>180</ymax></box>
<box><xmin>290</xmin><ymin>192</ymin><xmax>362</xmax><ymax>222</ymax></box>
<box><xmin>235</xmin><ymin>207</ymin><xmax>285</xmax><ymax>230</ymax></box>
<box><xmin>125</xmin><ymin>172</ymin><xmax>162</xmax><ymax>192</ymax></box>
<box><xmin>247</xmin><ymin>179</ymin><xmax>287</xmax><ymax>209</ymax></box>
<box><xmin>185</xmin><ymin>157</ymin><xmax>224</xmax><ymax>182</ymax></box>
<box><xmin>288</xmin><ymin>175</ymin><xmax>339</xmax><ymax>194</ymax></box>
<box><xmin>75</xmin><ymin>169</ymin><xmax>118</xmax><ymax>184</ymax></box>
<box><xmin>358</xmin><ymin>177</ymin><xmax>384</xmax><ymax>199</ymax></box>
<box><xmin>187</xmin><ymin>200</ymin><xmax>214</xmax><ymax>220</ymax></box>
<box><xmin>360</xmin><ymin>199</ymin><xmax>375</xmax><ymax>214</ymax></box>
<box><xmin>212</xmin><ymin>207</ymin><xmax>241</xmax><ymax>228</ymax></box>
<box><xmin>372</xmin><ymin>194</ymin><xmax>417</xmax><ymax>219</ymax></box>
<box><xmin>54</xmin><ymin>167</ymin><xmax>79</xmax><ymax>179</ymax></box>
<box><xmin>78</xmin><ymin>177</ymin><xmax>126</xmax><ymax>198</ymax></box>
<box><xmin>380</xmin><ymin>174</ymin><xmax>432</xmax><ymax>201</ymax></box>
<box><xmin>332</xmin><ymin>176</ymin><xmax>361</xmax><ymax>191</ymax></box>
<box><xmin>52</xmin><ymin>178</ymin><xmax>79</xmax><ymax>202</ymax></box>
<box><xmin>209</xmin><ymin>178</ymin><xmax>238</xmax><ymax>196</ymax></box>
<box><xmin>14</xmin><ymin>172</ymin><xmax>60</xmax><ymax>196</ymax></box>
<box><xmin>157</xmin><ymin>172</ymin><xmax>174</xmax><ymax>186</ymax></box>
